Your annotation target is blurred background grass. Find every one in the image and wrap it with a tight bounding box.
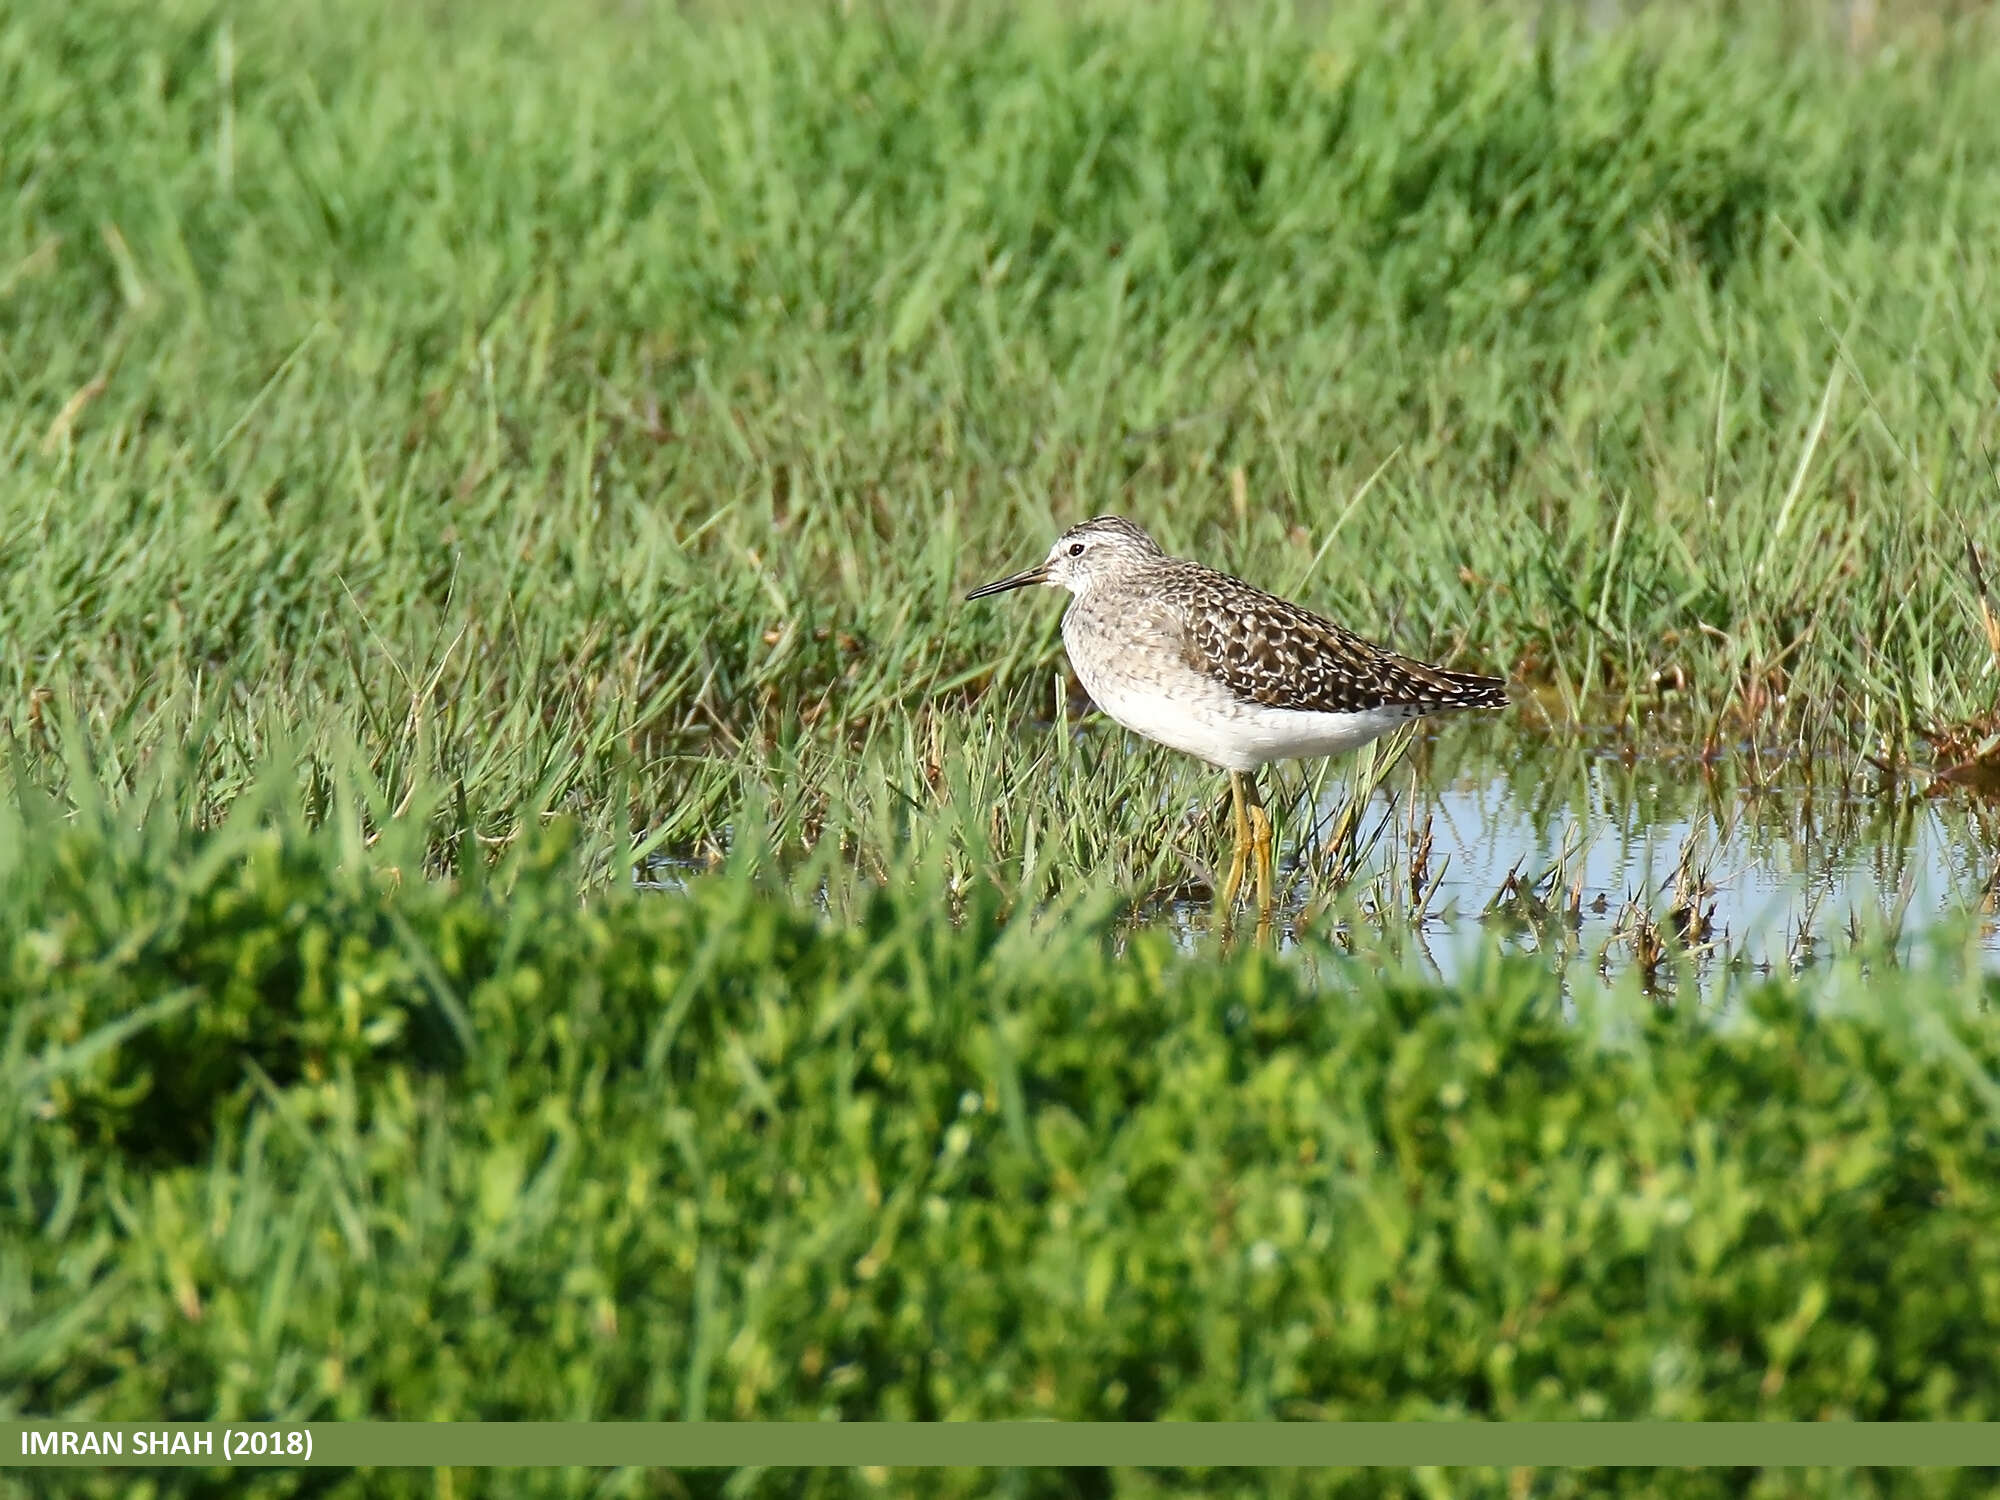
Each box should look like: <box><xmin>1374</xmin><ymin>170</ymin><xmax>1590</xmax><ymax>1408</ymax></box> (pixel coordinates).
<box><xmin>5</xmin><ymin>0</ymin><xmax>2000</xmax><ymax>873</ymax></box>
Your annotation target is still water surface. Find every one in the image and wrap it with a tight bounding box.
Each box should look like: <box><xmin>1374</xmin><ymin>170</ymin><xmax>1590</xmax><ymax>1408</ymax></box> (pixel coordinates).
<box><xmin>1165</xmin><ymin>724</ymin><xmax>2000</xmax><ymax>986</ymax></box>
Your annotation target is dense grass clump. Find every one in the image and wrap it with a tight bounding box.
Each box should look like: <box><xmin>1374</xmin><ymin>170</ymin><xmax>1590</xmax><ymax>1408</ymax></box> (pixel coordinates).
<box><xmin>3</xmin><ymin>0</ymin><xmax>2000</xmax><ymax>871</ymax></box>
<box><xmin>6</xmin><ymin>785</ymin><xmax>2000</xmax><ymax>1494</ymax></box>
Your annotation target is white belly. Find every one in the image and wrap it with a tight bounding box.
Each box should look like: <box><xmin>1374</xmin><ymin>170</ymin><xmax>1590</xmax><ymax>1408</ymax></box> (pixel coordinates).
<box><xmin>1064</xmin><ymin>621</ymin><xmax>1412</xmax><ymax>773</ymax></box>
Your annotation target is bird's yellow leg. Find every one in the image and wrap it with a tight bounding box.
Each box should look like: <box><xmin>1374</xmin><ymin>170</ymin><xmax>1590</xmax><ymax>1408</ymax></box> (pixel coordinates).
<box><xmin>1218</xmin><ymin>770</ymin><xmax>1251</xmax><ymax>914</ymax></box>
<box><xmin>1243</xmin><ymin>773</ymin><xmax>1275</xmax><ymax>918</ymax></box>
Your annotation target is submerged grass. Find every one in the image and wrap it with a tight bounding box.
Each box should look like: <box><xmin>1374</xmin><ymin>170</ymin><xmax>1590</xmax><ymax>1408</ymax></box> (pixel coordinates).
<box><xmin>5</xmin><ymin>0</ymin><xmax>2000</xmax><ymax>877</ymax></box>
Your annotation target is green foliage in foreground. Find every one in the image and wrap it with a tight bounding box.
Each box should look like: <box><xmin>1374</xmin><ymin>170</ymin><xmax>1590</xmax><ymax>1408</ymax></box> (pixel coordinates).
<box><xmin>6</xmin><ymin>786</ymin><xmax>1999</xmax><ymax>1497</ymax></box>
<box><xmin>5</xmin><ymin>0</ymin><xmax>2000</xmax><ymax>871</ymax></box>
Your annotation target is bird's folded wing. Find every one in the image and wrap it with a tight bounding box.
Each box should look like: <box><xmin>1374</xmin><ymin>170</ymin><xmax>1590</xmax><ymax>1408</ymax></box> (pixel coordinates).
<box><xmin>1179</xmin><ymin>575</ymin><xmax>1507</xmax><ymax>716</ymax></box>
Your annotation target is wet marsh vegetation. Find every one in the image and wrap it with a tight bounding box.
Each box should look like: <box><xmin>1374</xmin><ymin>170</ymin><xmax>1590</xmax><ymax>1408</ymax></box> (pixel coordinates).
<box><xmin>7</xmin><ymin>0</ymin><xmax>2000</xmax><ymax>1476</ymax></box>
<box><xmin>1099</xmin><ymin>722</ymin><xmax>2000</xmax><ymax>990</ymax></box>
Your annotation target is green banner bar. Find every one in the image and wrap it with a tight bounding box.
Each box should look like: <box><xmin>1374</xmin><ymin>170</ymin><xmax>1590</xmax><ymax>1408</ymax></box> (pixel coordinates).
<box><xmin>5</xmin><ymin>1423</ymin><xmax>2000</xmax><ymax>1469</ymax></box>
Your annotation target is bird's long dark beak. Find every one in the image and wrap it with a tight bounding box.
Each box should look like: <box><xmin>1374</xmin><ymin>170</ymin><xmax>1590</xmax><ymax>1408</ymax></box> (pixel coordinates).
<box><xmin>964</xmin><ymin>564</ymin><xmax>1048</xmax><ymax>601</ymax></box>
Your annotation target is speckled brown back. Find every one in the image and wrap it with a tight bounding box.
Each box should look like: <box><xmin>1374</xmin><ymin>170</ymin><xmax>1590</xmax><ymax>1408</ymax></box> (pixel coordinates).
<box><xmin>1160</xmin><ymin>561</ymin><xmax>1509</xmax><ymax>717</ymax></box>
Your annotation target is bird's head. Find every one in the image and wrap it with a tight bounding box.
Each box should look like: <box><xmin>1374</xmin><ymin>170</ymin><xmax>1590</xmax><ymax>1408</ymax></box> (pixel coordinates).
<box><xmin>964</xmin><ymin>515</ymin><xmax>1165</xmax><ymax>602</ymax></box>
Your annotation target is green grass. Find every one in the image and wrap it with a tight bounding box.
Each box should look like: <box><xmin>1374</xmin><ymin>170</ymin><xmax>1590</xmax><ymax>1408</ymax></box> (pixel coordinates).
<box><xmin>6</xmin><ymin>782</ymin><xmax>2000</xmax><ymax>1488</ymax></box>
<box><xmin>5</xmin><ymin>0</ymin><xmax>2000</xmax><ymax>879</ymax></box>
<box><xmin>9</xmin><ymin>0</ymin><xmax>2000</xmax><ymax>1481</ymax></box>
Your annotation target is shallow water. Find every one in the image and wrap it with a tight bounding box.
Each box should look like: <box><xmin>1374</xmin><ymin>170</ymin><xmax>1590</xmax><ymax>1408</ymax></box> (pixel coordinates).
<box><xmin>638</xmin><ymin>721</ymin><xmax>2000</xmax><ymax>986</ymax></box>
<box><xmin>1196</xmin><ymin>724</ymin><xmax>2000</xmax><ymax>985</ymax></box>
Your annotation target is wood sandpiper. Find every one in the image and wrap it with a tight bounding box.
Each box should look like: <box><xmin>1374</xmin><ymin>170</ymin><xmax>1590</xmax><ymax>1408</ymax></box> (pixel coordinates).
<box><xmin>966</xmin><ymin>515</ymin><xmax>1509</xmax><ymax>918</ymax></box>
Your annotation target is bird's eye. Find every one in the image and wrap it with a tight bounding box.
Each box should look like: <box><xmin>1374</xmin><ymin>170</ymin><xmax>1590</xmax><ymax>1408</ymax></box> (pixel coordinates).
<box><xmin>1068</xmin><ymin>542</ymin><xmax>1085</xmax><ymax>557</ymax></box>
